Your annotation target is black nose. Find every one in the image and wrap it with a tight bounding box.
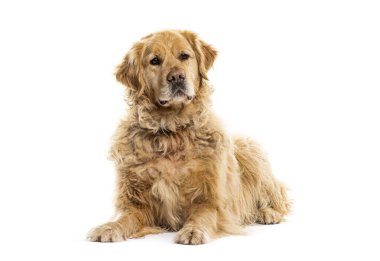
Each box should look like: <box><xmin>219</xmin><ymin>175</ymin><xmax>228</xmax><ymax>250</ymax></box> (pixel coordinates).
<box><xmin>167</xmin><ymin>69</ymin><xmax>185</xmax><ymax>83</ymax></box>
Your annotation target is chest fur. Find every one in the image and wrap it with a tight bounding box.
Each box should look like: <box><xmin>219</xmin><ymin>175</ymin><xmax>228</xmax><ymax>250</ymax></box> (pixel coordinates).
<box><xmin>137</xmin><ymin>159</ymin><xmax>194</xmax><ymax>229</ymax></box>
<box><xmin>123</xmin><ymin>156</ymin><xmax>213</xmax><ymax>230</ymax></box>
<box><xmin>120</xmin><ymin>128</ymin><xmax>222</xmax><ymax>229</ymax></box>
<box><xmin>131</xmin><ymin>127</ymin><xmax>220</xmax><ymax>161</ymax></box>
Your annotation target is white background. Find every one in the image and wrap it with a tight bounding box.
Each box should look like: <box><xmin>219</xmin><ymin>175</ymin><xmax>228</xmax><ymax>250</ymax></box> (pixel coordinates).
<box><xmin>0</xmin><ymin>0</ymin><xmax>379</xmax><ymax>260</ymax></box>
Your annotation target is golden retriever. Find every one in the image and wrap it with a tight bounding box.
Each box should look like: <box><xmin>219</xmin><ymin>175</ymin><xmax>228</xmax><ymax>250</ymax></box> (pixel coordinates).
<box><xmin>87</xmin><ymin>30</ymin><xmax>290</xmax><ymax>244</ymax></box>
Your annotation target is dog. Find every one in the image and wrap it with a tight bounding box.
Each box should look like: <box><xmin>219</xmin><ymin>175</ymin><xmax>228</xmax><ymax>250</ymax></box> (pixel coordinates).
<box><xmin>87</xmin><ymin>30</ymin><xmax>290</xmax><ymax>244</ymax></box>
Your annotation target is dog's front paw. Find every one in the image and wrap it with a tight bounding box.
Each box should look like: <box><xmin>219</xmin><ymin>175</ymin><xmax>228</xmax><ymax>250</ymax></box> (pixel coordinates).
<box><xmin>87</xmin><ymin>222</ymin><xmax>125</xmax><ymax>242</ymax></box>
<box><xmin>175</xmin><ymin>226</ymin><xmax>210</xmax><ymax>245</ymax></box>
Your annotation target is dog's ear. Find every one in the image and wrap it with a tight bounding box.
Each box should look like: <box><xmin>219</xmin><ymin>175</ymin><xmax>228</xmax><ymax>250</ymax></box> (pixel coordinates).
<box><xmin>180</xmin><ymin>31</ymin><xmax>217</xmax><ymax>80</ymax></box>
<box><xmin>115</xmin><ymin>42</ymin><xmax>144</xmax><ymax>94</ymax></box>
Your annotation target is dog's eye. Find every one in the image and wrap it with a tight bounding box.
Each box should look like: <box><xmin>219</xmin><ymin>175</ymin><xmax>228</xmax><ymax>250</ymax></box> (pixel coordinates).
<box><xmin>179</xmin><ymin>53</ymin><xmax>190</xmax><ymax>61</ymax></box>
<box><xmin>150</xmin><ymin>57</ymin><xmax>161</xmax><ymax>65</ymax></box>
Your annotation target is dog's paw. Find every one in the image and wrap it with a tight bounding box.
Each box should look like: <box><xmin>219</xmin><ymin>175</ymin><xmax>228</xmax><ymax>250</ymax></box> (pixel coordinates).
<box><xmin>175</xmin><ymin>226</ymin><xmax>210</xmax><ymax>245</ymax></box>
<box><xmin>257</xmin><ymin>207</ymin><xmax>284</xmax><ymax>224</ymax></box>
<box><xmin>87</xmin><ymin>222</ymin><xmax>125</xmax><ymax>242</ymax></box>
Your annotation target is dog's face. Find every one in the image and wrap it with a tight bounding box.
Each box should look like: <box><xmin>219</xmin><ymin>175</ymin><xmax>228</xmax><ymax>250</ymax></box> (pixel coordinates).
<box><xmin>116</xmin><ymin>31</ymin><xmax>217</xmax><ymax>108</ymax></box>
<box><xmin>141</xmin><ymin>32</ymin><xmax>198</xmax><ymax>107</ymax></box>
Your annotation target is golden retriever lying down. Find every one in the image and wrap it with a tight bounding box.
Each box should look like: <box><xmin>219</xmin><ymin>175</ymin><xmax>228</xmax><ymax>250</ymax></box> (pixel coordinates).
<box><xmin>87</xmin><ymin>30</ymin><xmax>290</xmax><ymax>244</ymax></box>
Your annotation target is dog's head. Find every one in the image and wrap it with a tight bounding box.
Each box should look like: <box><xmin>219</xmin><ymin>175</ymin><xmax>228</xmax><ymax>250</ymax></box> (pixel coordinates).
<box><xmin>116</xmin><ymin>30</ymin><xmax>217</xmax><ymax>108</ymax></box>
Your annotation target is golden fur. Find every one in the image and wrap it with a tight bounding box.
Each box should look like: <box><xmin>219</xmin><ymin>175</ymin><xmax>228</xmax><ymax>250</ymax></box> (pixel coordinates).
<box><xmin>87</xmin><ymin>30</ymin><xmax>290</xmax><ymax>244</ymax></box>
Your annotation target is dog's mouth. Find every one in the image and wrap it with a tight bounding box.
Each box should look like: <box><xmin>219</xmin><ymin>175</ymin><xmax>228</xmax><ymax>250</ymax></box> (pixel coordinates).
<box><xmin>158</xmin><ymin>91</ymin><xmax>193</xmax><ymax>107</ymax></box>
<box><xmin>158</xmin><ymin>82</ymin><xmax>195</xmax><ymax>107</ymax></box>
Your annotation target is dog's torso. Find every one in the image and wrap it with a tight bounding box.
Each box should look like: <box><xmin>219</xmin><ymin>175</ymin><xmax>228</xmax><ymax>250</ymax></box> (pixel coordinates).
<box><xmin>110</xmin><ymin>112</ymin><xmax>239</xmax><ymax>230</ymax></box>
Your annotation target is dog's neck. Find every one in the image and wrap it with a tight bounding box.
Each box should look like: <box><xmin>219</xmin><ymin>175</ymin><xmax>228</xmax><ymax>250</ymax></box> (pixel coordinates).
<box><xmin>130</xmin><ymin>86</ymin><xmax>212</xmax><ymax>134</ymax></box>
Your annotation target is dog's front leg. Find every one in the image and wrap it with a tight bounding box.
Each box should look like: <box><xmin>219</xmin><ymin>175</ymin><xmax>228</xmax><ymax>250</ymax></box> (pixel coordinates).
<box><xmin>175</xmin><ymin>203</ymin><xmax>218</xmax><ymax>245</ymax></box>
<box><xmin>87</xmin><ymin>207</ymin><xmax>151</xmax><ymax>242</ymax></box>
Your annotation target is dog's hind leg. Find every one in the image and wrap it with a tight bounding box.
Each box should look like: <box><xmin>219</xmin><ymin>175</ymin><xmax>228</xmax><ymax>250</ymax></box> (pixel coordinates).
<box><xmin>256</xmin><ymin>180</ymin><xmax>291</xmax><ymax>224</ymax></box>
<box><xmin>256</xmin><ymin>207</ymin><xmax>284</xmax><ymax>224</ymax></box>
<box><xmin>234</xmin><ymin>137</ymin><xmax>291</xmax><ymax>225</ymax></box>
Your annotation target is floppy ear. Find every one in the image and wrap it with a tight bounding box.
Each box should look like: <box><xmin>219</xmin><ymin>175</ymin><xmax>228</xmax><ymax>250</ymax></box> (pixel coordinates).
<box><xmin>180</xmin><ymin>31</ymin><xmax>217</xmax><ymax>80</ymax></box>
<box><xmin>115</xmin><ymin>42</ymin><xmax>144</xmax><ymax>94</ymax></box>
